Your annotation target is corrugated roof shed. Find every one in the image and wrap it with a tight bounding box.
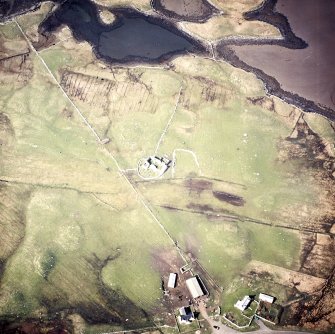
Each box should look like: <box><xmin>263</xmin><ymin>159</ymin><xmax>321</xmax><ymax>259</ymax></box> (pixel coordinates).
<box><xmin>168</xmin><ymin>273</ymin><xmax>177</xmax><ymax>288</ymax></box>
<box><xmin>186</xmin><ymin>276</ymin><xmax>204</xmax><ymax>299</ymax></box>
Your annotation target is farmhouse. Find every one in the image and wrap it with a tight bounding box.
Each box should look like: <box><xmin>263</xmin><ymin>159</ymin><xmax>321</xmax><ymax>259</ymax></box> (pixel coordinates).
<box><xmin>186</xmin><ymin>276</ymin><xmax>206</xmax><ymax>299</ymax></box>
<box><xmin>138</xmin><ymin>155</ymin><xmax>171</xmax><ymax>179</ymax></box>
<box><xmin>234</xmin><ymin>296</ymin><xmax>252</xmax><ymax>311</ymax></box>
<box><xmin>168</xmin><ymin>273</ymin><xmax>177</xmax><ymax>288</ymax></box>
<box><xmin>178</xmin><ymin>306</ymin><xmax>195</xmax><ymax>324</ymax></box>
<box><xmin>259</xmin><ymin>293</ymin><xmax>275</xmax><ymax>304</ymax></box>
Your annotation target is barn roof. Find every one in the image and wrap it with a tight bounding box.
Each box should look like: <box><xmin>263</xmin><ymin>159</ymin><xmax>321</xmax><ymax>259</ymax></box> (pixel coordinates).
<box><xmin>186</xmin><ymin>276</ymin><xmax>204</xmax><ymax>299</ymax></box>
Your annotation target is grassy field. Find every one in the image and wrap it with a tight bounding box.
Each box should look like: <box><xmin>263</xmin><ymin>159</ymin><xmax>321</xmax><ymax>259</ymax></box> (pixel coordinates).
<box><xmin>182</xmin><ymin>16</ymin><xmax>280</xmax><ymax>41</ymax></box>
<box><xmin>152</xmin><ymin>207</ymin><xmax>300</xmax><ymax>284</ymax></box>
<box><xmin>0</xmin><ymin>188</ymin><xmax>170</xmax><ymax>316</ymax></box>
<box><xmin>39</xmin><ymin>43</ymin><xmax>183</xmax><ymax>168</ymax></box>
<box><xmin>0</xmin><ymin>26</ymin><xmax>179</xmax><ymax>332</ymax></box>
<box><xmin>1</xmin><ymin>3</ymin><xmax>335</xmax><ymax>332</ymax></box>
<box><xmin>129</xmin><ymin>56</ymin><xmax>332</xmax><ymax>317</ymax></box>
<box><xmin>152</xmin><ymin>56</ymin><xmax>328</xmax><ymax>229</ymax></box>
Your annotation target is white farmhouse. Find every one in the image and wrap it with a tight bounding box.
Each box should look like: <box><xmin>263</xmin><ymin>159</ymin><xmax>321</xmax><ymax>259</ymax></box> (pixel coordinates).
<box><xmin>234</xmin><ymin>296</ymin><xmax>252</xmax><ymax>311</ymax></box>
<box><xmin>178</xmin><ymin>306</ymin><xmax>195</xmax><ymax>324</ymax></box>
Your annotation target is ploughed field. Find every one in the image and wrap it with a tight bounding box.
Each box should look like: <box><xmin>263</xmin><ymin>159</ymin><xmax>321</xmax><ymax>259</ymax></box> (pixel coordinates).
<box><xmin>0</xmin><ymin>0</ymin><xmax>335</xmax><ymax>333</ymax></box>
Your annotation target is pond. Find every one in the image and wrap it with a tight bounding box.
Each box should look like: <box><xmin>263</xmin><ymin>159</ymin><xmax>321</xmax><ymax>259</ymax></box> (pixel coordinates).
<box><xmin>40</xmin><ymin>0</ymin><xmax>205</xmax><ymax>64</ymax></box>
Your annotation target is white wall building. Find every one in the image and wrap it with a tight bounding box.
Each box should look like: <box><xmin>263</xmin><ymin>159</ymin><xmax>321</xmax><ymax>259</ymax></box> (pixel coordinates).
<box><xmin>168</xmin><ymin>273</ymin><xmax>177</xmax><ymax>288</ymax></box>
<box><xmin>178</xmin><ymin>306</ymin><xmax>195</xmax><ymax>324</ymax></box>
<box><xmin>234</xmin><ymin>296</ymin><xmax>252</xmax><ymax>311</ymax></box>
<box><xmin>259</xmin><ymin>293</ymin><xmax>275</xmax><ymax>304</ymax></box>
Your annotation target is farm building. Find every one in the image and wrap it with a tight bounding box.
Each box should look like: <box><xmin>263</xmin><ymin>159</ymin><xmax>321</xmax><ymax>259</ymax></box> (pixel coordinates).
<box><xmin>234</xmin><ymin>296</ymin><xmax>252</xmax><ymax>311</ymax></box>
<box><xmin>138</xmin><ymin>155</ymin><xmax>171</xmax><ymax>180</ymax></box>
<box><xmin>168</xmin><ymin>273</ymin><xmax>177</xmax><ymax>288</ymax></box>
<box><xmin>178</xmin><ymin>306</ymin><xmax>195</xmax><ymax>324</ymax></box>
<box><xmin>149</xmin><ymin>164</ymin><xmax>158</xmax><ymax>172</ymax></box>
<box><xmin>186</xmin><ymin>276</ymin><xmax>205</xmax><ymax>299</ymax></box>
<box><xmin>259</xmin><ymin>293</ymin><xmax>275</xmax><ymax>304</ymax></box>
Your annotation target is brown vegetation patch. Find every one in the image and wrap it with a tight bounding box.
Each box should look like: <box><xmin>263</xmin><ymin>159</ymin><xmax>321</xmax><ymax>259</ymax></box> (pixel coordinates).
<box><xmin>276</xmin><ymin>117</ymin><xmax>335</xmax><ymax>233</ymax></box>
<box><xmin>299</xmin><ymin>233</ymin><xmax>335</xmax><ymax>279</ymax></box>
<box><xmin>180</xmin><ymin>76</ymin><xmax>228</xmax><ymax>110</ymax></box>
<box><xmin>282</xmin><ymin>268</ymin><xmax>335</xmax><ymax>332</ymax></box>
<box><xmin>0</xmin><ymin>183</ymin><xmax>32</xmax><ymax>271</ymax></box>
<box><xmin>247</xmin><ymin>96</ymin><xmax>275</xmax><ymax>112</ymax></box>
<box><xmin>212</xmin><ymin>190</ymin><xmax>245</xmax><ymax>206</ymax></box>
<box><xmin>60</xmin><ymin>70</ymin><xmax>159</xmax><ymax>114</ymax></box>
<box><xmin>197</xmin><ymin>77</ymin><xmax>227</xmax><ymax>105</ymax></box>
<box><xmin>60</xmin><ymin>70</ymin><xmax>115</xmax><ymax>111</ymax></box>
<box><xmin>151</xmin><ymin>247</ymin><xmax>184</xmax><ymax>276</ymax></box>
<box><xmin>137</xmin><ymin>177</ymin><xmax>245</xmax><ymax>203</ymax></box>
<box><xmin>183</xmin><ymin>178</ymin><xmax>212</xmax><ymax>196</ymax></box>
<box><xmin>0</xmin><ymin>318</ymin><xmax>73</xmax><ymax>334</ymax></box>
<box><xmin>60</xmin><ymin>108</ymin><xmax>73</xmax><ymax>119</ymax></box>
<box><xmin>135</xmin><ymin>177</ymin><xmax>247</xmax><ymax>225</ymax></box>
<box><xmin>0</xmin><ymin>52</ymin><xmax>33</xmax><ymax>86</ymax></box>
<box><xmin>0</xmin><ymin>113</ymin><xmax>15</xmax><ymax>148</ymax></box>
<box><xmin>33</xmin><ymin>32</ymin><xmax>57</xmax><ymax>51</ymax></box>
<box><xmin>186</xmin><ymin>202</ymin><xmax>221</xmax><ymax>214</ymax></box>
<box><xmin>245</xmin><ymin>260</ymin><xmax>325</xmax><ymax>294</ymax></box>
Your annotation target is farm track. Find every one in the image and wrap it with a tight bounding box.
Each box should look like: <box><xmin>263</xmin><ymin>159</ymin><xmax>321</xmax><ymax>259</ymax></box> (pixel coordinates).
<box><xmin>157</xmin><ymin>204</ymin><xmax>334</xmax><ymax>236</ymax></box>
<box><xmin>0</xmin><ymin>178</ymin><xmax>118</xmax><ymax>195</ymax></box>
<box><xmin>154</xmin><ymin>86</ymin><xmax>183</xmax><ymax>154</ymax></box>
<box><xmin>14</xmin><ymin>18</ymin><xmax>190</xmax><ymax>268</ymax></box>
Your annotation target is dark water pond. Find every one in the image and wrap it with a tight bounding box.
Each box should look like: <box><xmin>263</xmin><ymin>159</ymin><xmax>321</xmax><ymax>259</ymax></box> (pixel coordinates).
<box><xmin>40</xmin><ymin>0</ymin><xmax>204</xmax><ymax>64</ymax></box>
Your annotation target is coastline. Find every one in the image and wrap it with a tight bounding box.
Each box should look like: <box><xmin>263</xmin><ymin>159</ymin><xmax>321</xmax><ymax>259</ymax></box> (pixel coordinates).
<box><xmin>215</xmin><ymin>0</ymin><xmax>335</xmax><ymax>121</ymax></box>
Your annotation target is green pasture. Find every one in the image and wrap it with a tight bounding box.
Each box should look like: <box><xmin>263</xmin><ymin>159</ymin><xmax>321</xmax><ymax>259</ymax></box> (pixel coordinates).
<box><xmin>156</xmin><ymin>57</ymin><xmax>319</xmax><ymax>226</ymax></box>
<box><xmin>153</xmin><ymin>207</ymin><xmax>300</xmax><ymax>287</ymax></box>
<box><xmin>1</xmin><ymin>54</ymin><xmax>126</xmax><ymax>193</ymax></box>
<box><xmin>0</xmin><ymin>37</ymin><xmax>173</xmax><ymax>325</ymax></box>
<box><xmin>39</xmin><ymin>45</ymin><xmax>184</xmax><ymax>169</ymax></box>
<box><xmin>0</xmin><ymin>187</ymin><xmax>169</xmax><ymax>318</ymax></box>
